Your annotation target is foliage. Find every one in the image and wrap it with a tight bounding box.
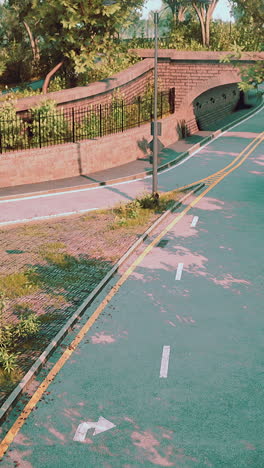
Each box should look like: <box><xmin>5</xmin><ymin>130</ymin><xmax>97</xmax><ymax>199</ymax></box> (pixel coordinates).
<box><xmin>30</xmin><ymin>100</ymin><xmax>70</xmax><ymax>146</ymax></box>
<box><xmin>110</xmin><ymin>188</ymin><xmax>183</xmax><ymax>229</ymax></box>
<box><xmin>0</xmin><ymin>0</ymin><xmax>144</xmax><ymax>87</ymax></box>
<box><xmin>220</xmin><ymin>46</ymin><xmax>264</xmax><ymax>91</ymax></box>
<box><xmin>48</xmin><ymin>76</ymin><xmax>67</xmax><ymax>92</ymax></box>
<box><xmin>76</xmin><ymin>106</ymin><xmax>101</xmax><ymax>139</ymax></box>
<box><xmin>0</xmin><ymin>0</ymin><xmax>262</xmax><ymax>95</ymax></box>
<box><xmin>0</xmin><ymin>268</ymin><xmax>40</xmax><ymax>298</ymax></box>
<box><xmin>0</xmin><ymin>1</ymin><xmax>38</xmax><ymax>84</ymax></box>
<box><xmin>0</xmin><ymin>290</ymin><xmax>40</xmax><ymax>373</ymax></box>
<box><xmin>75</xmin><ymin>82</ymin><xmax>171</xmax><ymax>140</ymax></box>
<box><xmin>0</xmin><ymin>87</ymin><xmax>41</xmax><ymax>102</ymax></box>
<box><xmin>229</xmin><ymin>0</ymin><xmax>264</xmax><ymax>50</ymax></box>
<box><xmin>111</xmin><ymin>198</ymin><xmax>153</xmax><ymax>229</ymax></box>
<box><xmin>162</xmin><ymin>0</ymin><xmax>191</xmax><ymax>24</ymax></box>
<box><xmin>77</xmin><ymin>44</ymin><xmax>140</xmax><ymax>86</ymax></box>
<box><xmin>0</xmin><ymin>101</ymin><xmax>24</xmax><ymax>150</ymax></box>
<box><xmin>230</xmin><ymin>0</ymin><xmax>264</xmax><ymax>30</ymax></box>
<box><xmin>0</xmin><ymin>290</ymin><xmax>6</xmax><ymax>327</ymax></box>
<box><xmin>111</xmin><ymin>189</ymin><xmax>178</xmax><ymax>229</ymax></box>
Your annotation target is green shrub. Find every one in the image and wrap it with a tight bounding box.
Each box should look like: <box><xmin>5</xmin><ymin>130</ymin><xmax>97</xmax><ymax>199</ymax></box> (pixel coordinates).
<box><xmin>0</xmin><ymin>101</ymin><xmax>25</xmax><ymax>150</ymax></box>
<box><xmin>0</xmin><ymin>349</ymin><xmax>18</xmax><ymax>374</ymax></box>
<box><xmin>0</xmin><ymin>269</ymin><xmax>40</xmax><ymax>298</ymax></box>
<box><xmin>76</xmin><ymin>105</ymin><xmax>101</xmax><ymax>139</ymax></box>
<box><xmin>48</xmin><ymin>76</ymin><xmax>67</xmax><ymax>92</ymax></box>
<box><xmin>0</xmin><ymin>290</ymin><xmax>40</xmax><ymax>374</ymax></box>
<box><xmin>30</xmin><ymin>100</ymin><xmax>70</xmax><ymax>147</ymax></box>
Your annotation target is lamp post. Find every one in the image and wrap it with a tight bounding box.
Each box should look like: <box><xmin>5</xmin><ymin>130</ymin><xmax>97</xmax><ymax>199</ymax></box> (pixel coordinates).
<box><xmin>152</xmin><ymin>11</ymin><xmax>159</xmax><ymax>196</ymax></box>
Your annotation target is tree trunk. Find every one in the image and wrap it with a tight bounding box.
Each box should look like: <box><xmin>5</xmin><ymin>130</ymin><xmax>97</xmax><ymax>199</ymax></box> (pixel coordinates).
<box><xmin>205</xmin><ymin>0</ymin><xmax>218</xmax><ymax>47</ymax></box>
<box><xmin>23</xmin><ymin>21</ymin><xmax>40</xmax><ymax>63</ymax></box>
<box><xmin>42</xmin><ymin>62</ymin><xmax>63</xmax><ymax>94</ymax></box>
<box><xmin>178</xmin><ymin>6</ymin><xmax>187</xmax><ymax>23</ymax></box>
<box><xmin>34</xmin><ymin>38</ymin><xmax>40</xmax><ymax>63</ymax></box>
<box><xmin>192</xmin><ymin>3</ymin><xmax>206</xmax><ymax>46</ymax></box>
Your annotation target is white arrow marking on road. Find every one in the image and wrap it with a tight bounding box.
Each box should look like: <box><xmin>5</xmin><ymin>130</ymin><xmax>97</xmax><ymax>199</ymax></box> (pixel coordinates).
<box><xmin>191</xmin><ymin>216</ymin><xmax>199</xmax><ymax>227</ymax></box>
<box><xmin>175</xmin><ymin>263</ymin><xmax>184</xmax><ymax>280</ymax></box>
<box><xmin>73</xmin><ymin>416</ymin><xmax>116</xmax><ymax>441</ymax></box>
<box><xmin>73</xmin><ymin>422</ymin><xmax>90</xmax><ymax>442</ymax></box>
<box><xmin>160</xmin><ymin>345</ymin><xmax>170</xmax><ymax>378</ymax></box>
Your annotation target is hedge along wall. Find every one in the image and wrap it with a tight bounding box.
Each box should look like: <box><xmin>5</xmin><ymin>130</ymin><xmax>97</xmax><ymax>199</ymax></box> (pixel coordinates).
<box><xmin>0</xmin><ymin>113</ymin><xmax>178</xmax><ymax>188</ymax></box>
<box><xmin>14</xmin><ymin>59</ymin><xmax>156</xmax><ymax>113</ymax></box>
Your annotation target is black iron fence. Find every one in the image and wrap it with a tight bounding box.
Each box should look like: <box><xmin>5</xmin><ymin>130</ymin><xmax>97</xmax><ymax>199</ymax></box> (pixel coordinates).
<box><xmin>0</xmin><ymin>88</ymin><xmax>175</xmax><ymax>153</ymax></box>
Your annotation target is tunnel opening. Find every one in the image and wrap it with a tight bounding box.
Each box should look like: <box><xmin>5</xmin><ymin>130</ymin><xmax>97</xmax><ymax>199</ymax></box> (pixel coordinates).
<box><xmin>193</xmin><ymin>83</ymin><xmax>256</xmax><ymax>131</ymax></box>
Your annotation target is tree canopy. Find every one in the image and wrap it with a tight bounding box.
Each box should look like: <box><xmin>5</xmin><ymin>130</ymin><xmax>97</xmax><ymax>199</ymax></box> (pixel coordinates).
<box><xmin>0</xmin><ymin>0</ymin><xmax>262</xmax><ymax>91</ymax></box>
<box><xmin>0</xmin><ymin>0</ymin><xmax>144</xmax><ymax>85</ymax></box>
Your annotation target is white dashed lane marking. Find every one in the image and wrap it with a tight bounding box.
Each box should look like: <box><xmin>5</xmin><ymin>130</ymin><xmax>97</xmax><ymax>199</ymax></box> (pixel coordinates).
<box><xmin>191</xmin><ymin>216</ymin><xmax>199</xmax><ymax>227</ymax></box>
<box><xmin>175</xmin><ymin>263</ymin><xmax>184</xmax><ymax>281</ymax></box>
<box><xmin>159</xmin><ymin>346</ymin><xmax>171</xmax><ymax>378</ymax></box>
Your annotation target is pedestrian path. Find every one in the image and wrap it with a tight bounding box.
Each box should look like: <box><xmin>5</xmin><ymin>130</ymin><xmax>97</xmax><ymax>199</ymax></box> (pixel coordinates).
<box><xmin>0</xmin><ymin>104</ymin><xmax>261</xmax><ymax>201</ymax></box>
<box><xmin>0</xmin><ymin>131</ymin><xmax>212</xmax><ymax>200</ymax></box>
<box><xmin>0</xmin><ymin>103</ymin><xmax>263</xmax><ymax>227</ymax></box>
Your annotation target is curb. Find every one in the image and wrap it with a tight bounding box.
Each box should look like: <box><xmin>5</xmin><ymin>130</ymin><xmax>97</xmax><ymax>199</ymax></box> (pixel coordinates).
<box><xmin>154</xmin><ymin>97</ymin><xmax>264</xmax><ymax>175</ymax></box>
<box><xmin>0</xmin><ymin>182</ymin><xmax>205</xmax><ymax>423</ymax></box>
<box><xmin>0</xmin><ymin>99</ymin><xmax>263</xmax><ymax>202</ymax></box>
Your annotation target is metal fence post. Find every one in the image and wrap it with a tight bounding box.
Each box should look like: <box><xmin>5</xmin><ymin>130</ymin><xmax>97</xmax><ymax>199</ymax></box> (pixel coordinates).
<box><xmin>160</xmin><ymin>92</ymin><xmax>163</xmax><ymax>119</ymax></box>
<box><xmin>72</xmin><ymin>108</ymin><xmax>75</xmax><ymax>143</ymax></box>
<box><xmin>138</xmin><ymin>96</ymin><xmax>141</xmax><ymax>127</ymax></box>
<box><xmin>38</xmin><ymin>112</ymin><xmax>42</xmax><ymax>148</ymax></box>
<box><xmin>121</xmin><ymin>100</ymin><xmax>124</xmax><ymax>132</ymax></box>
<box><xmin>99</xmin><ymin>104</ymin><xmax>102</xmax><ymax>137</ymax></box>
<box><xmin>169</xmin><ymin>87</ymin><xmax>175</xmax><ymax>114</ymax></box>
<box><xmin>0</xmin><ymin>122</ymin><xmax>2</xmax><ymax>154</ymax></box>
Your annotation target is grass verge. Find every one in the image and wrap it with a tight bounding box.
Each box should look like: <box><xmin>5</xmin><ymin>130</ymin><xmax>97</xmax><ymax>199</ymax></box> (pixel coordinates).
<box><xmin>0</xmin><ymin>188</ymin><xmax>187</xmax><ymax>403</ymax></box>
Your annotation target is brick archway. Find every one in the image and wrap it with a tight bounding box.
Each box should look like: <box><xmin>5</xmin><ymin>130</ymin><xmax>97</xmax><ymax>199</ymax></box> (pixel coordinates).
<box><xmin>177</xmin><ymin>70</ymin><xmax>241</xmax><ymax>121</ymax></box>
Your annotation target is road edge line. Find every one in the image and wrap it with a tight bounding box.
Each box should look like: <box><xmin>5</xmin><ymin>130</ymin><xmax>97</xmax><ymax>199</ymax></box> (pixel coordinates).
<box><xmin>0</xmin><ymin>182</ymin><xmax>204</xmax><ymax>424</ymax></box>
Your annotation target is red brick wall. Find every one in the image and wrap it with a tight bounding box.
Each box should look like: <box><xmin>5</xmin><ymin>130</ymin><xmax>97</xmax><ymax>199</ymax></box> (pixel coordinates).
<box><xmin>0</xmin><ymin>143</ymin><xmax>80</xmax><ymax>188</ymax></box>
<box><xmin>13</xmin><ymin>50</ymin><xmax>263</xmax><ymax>119</ymax></box>
<box><xmin>0</xmin><ymin>113</ymin><xmax>181</xmax><ymax>188</ymax></box>
<box><xmin>1</xmin><ymin>50</ymin><xmax>262</xmax><ymax>188</ymax></box>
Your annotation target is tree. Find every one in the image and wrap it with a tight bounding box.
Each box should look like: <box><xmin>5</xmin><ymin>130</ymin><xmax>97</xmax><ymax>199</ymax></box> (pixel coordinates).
<box><xmin>191</xmin><ymin>0</ymin><xmax>219</xmax><ymax>47</ymax></box>
<box><xmin>230</xmin><ymin>0</ymin><xmax>264</xmax><ymax>29</ymax></box>
<box><xmin>229</xmin><ymin>0</ymin><xmax>264</xmax><ymax>49</ymax></box>
<box><xmin>220</xmin><ymin>48</ymin><xmax>264</xmax><ymax>92</ymax></box>
<box><xmin>0</xmin><ymin>0</ymin><xmax>144</xmax><ymax>87</ymax></box>
<box><xmin>162</xmin><ymin>1</ymin><xmax>190</xmax><ymax>24</ymax></box>
<box><xmin>28</xmin><ymin>0</ymin><xmax>144</xmax><ymax>81</ymax></box>
<box><xmin>162</xmin><ymin>1</ymin><xmax>219</xmax><ymax>46</ymax></box>
<box><xmin>0</xmin><ymin>0</ymin><xmax>41</xmax><ymax>84</ymax></box>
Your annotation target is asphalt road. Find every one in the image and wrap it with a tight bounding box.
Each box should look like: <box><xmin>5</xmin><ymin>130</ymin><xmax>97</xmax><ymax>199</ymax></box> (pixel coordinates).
<box><xmin>0</xmin><ymin>104</ymin><xmax>264</xmax><ymax>467</ymax></box>
<box><xmin>0</xmin><ymin>105</ymin><xmax>263</xmax><ymax>226</ymax></box>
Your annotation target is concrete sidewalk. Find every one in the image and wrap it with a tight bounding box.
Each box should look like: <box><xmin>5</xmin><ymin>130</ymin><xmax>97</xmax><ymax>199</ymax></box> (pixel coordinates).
<box><xmin>0</xmin><ymin>104</ymin><xmax>261</xmax><ymax>201</ymax></box>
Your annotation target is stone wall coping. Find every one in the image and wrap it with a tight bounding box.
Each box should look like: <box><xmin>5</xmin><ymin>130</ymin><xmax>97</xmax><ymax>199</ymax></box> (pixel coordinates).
<box><xmin>133</xmin><ymin>49</ymin><xmax>264</xmax><ymax>62</ymax></box>
<box><xmin>10</xmin><ymin>49</ymin><xmax>263</xmax><ymax>113</ymax></box>
<box><xmin>14</xmin><ymin>58</ymin><xmax>154</xmax><ymax>112</ymax></box>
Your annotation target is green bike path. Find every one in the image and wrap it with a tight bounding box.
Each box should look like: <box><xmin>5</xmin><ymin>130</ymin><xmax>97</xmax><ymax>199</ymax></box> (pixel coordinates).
<box><xmin>1</xmin><ymin>112</ymin><xmax>264</xmax><ymax>467</ymax></box>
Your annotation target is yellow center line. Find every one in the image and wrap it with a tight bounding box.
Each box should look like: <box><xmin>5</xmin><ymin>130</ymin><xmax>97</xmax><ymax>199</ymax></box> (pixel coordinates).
<box><xmin>0</xmin><ymin>132</ymin><xmax>263</xmax><ymax>460</ymax></box>
<box><xmin>176</xmin><ymin>131</ymin><xmax>264</xmax><ymax>191</ymax></box>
